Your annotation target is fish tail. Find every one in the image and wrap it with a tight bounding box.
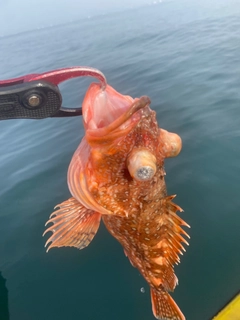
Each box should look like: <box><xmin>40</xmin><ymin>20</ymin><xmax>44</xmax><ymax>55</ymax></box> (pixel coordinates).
<box><xmin>150</xmin><ymin>286</ymin><xmax>185</xmax><ymax>320</ymax></box>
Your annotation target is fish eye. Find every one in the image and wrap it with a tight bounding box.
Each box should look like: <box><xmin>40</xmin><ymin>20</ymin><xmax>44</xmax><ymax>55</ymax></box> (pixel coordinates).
<box><xmin>135</xmin><ymin>166</ymin><xmax>155</xmax><ymax>181</ymax></box>
<box><xmin>127</xmin><ymin>149</ymin><xmax>156</xmax><ymax>182</ymax></box>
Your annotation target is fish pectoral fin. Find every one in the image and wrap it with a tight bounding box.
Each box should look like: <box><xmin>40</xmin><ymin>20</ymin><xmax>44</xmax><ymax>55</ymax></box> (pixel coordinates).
<box><xmin>150</xmin><ymin>286</ymin><xmax>185</xmax><ymax>320</ymax></box>
<box><xmin>43</xmin><ymin>197</ymin><xmax>101</xmax><ymax>252</ymax></box>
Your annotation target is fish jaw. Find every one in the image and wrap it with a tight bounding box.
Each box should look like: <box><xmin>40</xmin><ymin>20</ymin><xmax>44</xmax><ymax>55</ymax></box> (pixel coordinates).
<box><xmin>82</xmin><ymin>83</ymin><xmax>134</xmax><ymax>130</ymax></box>
<box><xmin>82</xmin><ymin>83</ymin><xmax>151</xmax><ymax>145</ymax></box>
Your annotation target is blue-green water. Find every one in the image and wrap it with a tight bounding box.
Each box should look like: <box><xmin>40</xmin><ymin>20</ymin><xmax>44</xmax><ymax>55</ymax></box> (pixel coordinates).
<box><xmin>0</xmin><ymin>1</ymin><xmax>240</xmax><ymax>319</ymax></box>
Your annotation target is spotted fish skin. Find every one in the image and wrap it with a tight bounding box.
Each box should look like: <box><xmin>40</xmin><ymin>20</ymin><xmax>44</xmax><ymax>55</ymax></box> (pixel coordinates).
<box><xmin>44</xmin><ymin>83</ymin><xmax>189</xmax><ymax>320</ymax></box>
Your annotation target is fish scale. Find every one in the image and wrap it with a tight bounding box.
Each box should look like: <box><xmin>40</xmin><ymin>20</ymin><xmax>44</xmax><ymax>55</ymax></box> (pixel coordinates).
<box><xmin>44</xmin><ymin>82</ymin><xmax>189</xmax><ymax>320</ymax></box>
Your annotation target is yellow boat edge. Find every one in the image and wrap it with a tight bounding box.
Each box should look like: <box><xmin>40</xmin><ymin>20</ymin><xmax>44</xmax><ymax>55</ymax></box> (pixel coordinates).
<box><xmin>212</xmin><ymin>291</ymin><xmax>240</xmax><ymax>320</ymax></box>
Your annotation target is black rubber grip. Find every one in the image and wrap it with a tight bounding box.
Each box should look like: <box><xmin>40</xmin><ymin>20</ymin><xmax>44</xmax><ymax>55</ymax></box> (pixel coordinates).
<box><xmin>0</xmin><ymin>81</ymin><xmax>62</xmax><ymax>120</ymax></box>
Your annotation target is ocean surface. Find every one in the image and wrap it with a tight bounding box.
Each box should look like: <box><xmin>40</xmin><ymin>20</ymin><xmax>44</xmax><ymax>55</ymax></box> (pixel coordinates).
<box><xmin>0</xmin><ymin>0</ymin><xmax>240</xmax><ymax>319</ymax></box>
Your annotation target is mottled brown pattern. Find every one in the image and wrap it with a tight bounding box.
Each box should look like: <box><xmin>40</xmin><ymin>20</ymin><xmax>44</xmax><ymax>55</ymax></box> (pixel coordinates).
<box><xmin>44</xmin><ymin>83</ymin><xmax>189</xmax><ymax>320</ymax></box>
<box><xmin>85</xmin><ymin>102</ymin><xmax>188</xmax><ymax>319</ymax></box>
<box><xmin>87</xmin><ymin>107</ymin><xmax>165</xmax><ymax>216</ymax></box>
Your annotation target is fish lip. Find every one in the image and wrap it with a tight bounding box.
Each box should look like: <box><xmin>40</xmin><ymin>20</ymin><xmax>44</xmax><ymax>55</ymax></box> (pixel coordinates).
<box><xmin>85</xmin><ymin>96</ymin><xmax>151</xmax><ymax>143</ymax></box>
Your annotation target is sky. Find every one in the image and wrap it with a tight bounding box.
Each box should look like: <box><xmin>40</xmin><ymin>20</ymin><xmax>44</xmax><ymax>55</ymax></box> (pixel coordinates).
<box><xmin>0</xmin><ymin>0</ymin><xmax>151</xmax><ymax>36</ymax></box>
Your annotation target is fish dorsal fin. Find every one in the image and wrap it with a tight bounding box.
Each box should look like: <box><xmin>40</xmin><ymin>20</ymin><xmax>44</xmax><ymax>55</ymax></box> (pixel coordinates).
<box><xmin>43</xmin><ymin>197</ymin><xmax>101</xmax><ymax>252</ymax></box>
<box><xmin>150</xmin><ymin>195</ymin><xmax>190</xmax><ymax>291</ymax></box>
<box><xmin>163</xmin><ymin>195</ymin><xmax>190</xmax><ymax>265</ymax></box>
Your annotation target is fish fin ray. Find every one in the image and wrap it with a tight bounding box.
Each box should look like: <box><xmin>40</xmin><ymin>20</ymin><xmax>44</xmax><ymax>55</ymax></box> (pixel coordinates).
<box><xmin>151</xmin><ymin>196</ymin><xmax>189</xmax><ymax>290</ymax></box>
<box><xmin>162</xmin><ymin>268</ymin><xmax>178</xmax><ymax>292</ymax></box>
<box><xmin>43</xmin><ymin>197</ymin><xmax>101</xmax><ymax>252</ymax></box>
<box><xmin>150</xmin><ymin>286</ymin><xmax>185</xmax><ymax>320</ymax></box>
<box><xmin>163</xmin><ymin>196</ymin><xmax>189</xmax><ymax>259</ymax></box>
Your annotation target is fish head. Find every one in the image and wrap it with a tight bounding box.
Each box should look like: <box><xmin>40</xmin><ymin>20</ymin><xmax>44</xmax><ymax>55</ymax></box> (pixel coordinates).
<box><xmin>68</xmin><ymin>83</ymin><xmax>182</xmax><ymax>216</ymax></box>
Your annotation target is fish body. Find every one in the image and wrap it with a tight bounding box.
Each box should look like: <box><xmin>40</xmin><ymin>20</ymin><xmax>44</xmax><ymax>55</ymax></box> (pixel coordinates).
<box><xmin>44</xmin><ymin>83</ymin><xmax>189</xmax><ymax>320</ymax></box>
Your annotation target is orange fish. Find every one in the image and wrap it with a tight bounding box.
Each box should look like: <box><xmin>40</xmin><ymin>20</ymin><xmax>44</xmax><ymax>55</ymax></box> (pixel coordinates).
<box><xmin>43</xmin><ymin>82</ymin><xmax>190</xmax><ymax>320</ymax></box>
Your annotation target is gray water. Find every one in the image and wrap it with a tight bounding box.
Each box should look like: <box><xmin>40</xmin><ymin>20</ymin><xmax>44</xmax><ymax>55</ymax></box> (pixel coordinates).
<box><xmin>0</xmin><ymin>1</ymin><xmax>240</xmax><ymax>319</ymax></box>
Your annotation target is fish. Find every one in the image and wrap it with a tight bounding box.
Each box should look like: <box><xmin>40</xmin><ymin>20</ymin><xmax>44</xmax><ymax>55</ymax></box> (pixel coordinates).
<box><xmin>43</xmin><ymin>82</ymin><xmax>190</xmax><ymax>320</ymax></box>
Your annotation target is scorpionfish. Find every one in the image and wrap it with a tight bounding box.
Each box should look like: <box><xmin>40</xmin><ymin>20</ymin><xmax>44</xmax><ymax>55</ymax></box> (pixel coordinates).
<box><xmin>44</xmin><ymin>82</ymin><xmax>190</xmax><ymax>320</ymax></box>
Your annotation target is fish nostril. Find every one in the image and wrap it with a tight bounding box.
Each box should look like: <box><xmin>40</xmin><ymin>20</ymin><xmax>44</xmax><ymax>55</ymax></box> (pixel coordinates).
<box><xmin>127</xmin><ymin>149</ymin><xmax>156</xmax><ymax>182</ymax></box>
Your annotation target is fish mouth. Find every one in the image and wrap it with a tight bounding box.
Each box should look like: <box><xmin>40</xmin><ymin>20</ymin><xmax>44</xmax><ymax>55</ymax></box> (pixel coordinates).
<box><xmin>82</xmin><ymin>83</ymin><xmax>151</xmax><ymax>144</ymax></box>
